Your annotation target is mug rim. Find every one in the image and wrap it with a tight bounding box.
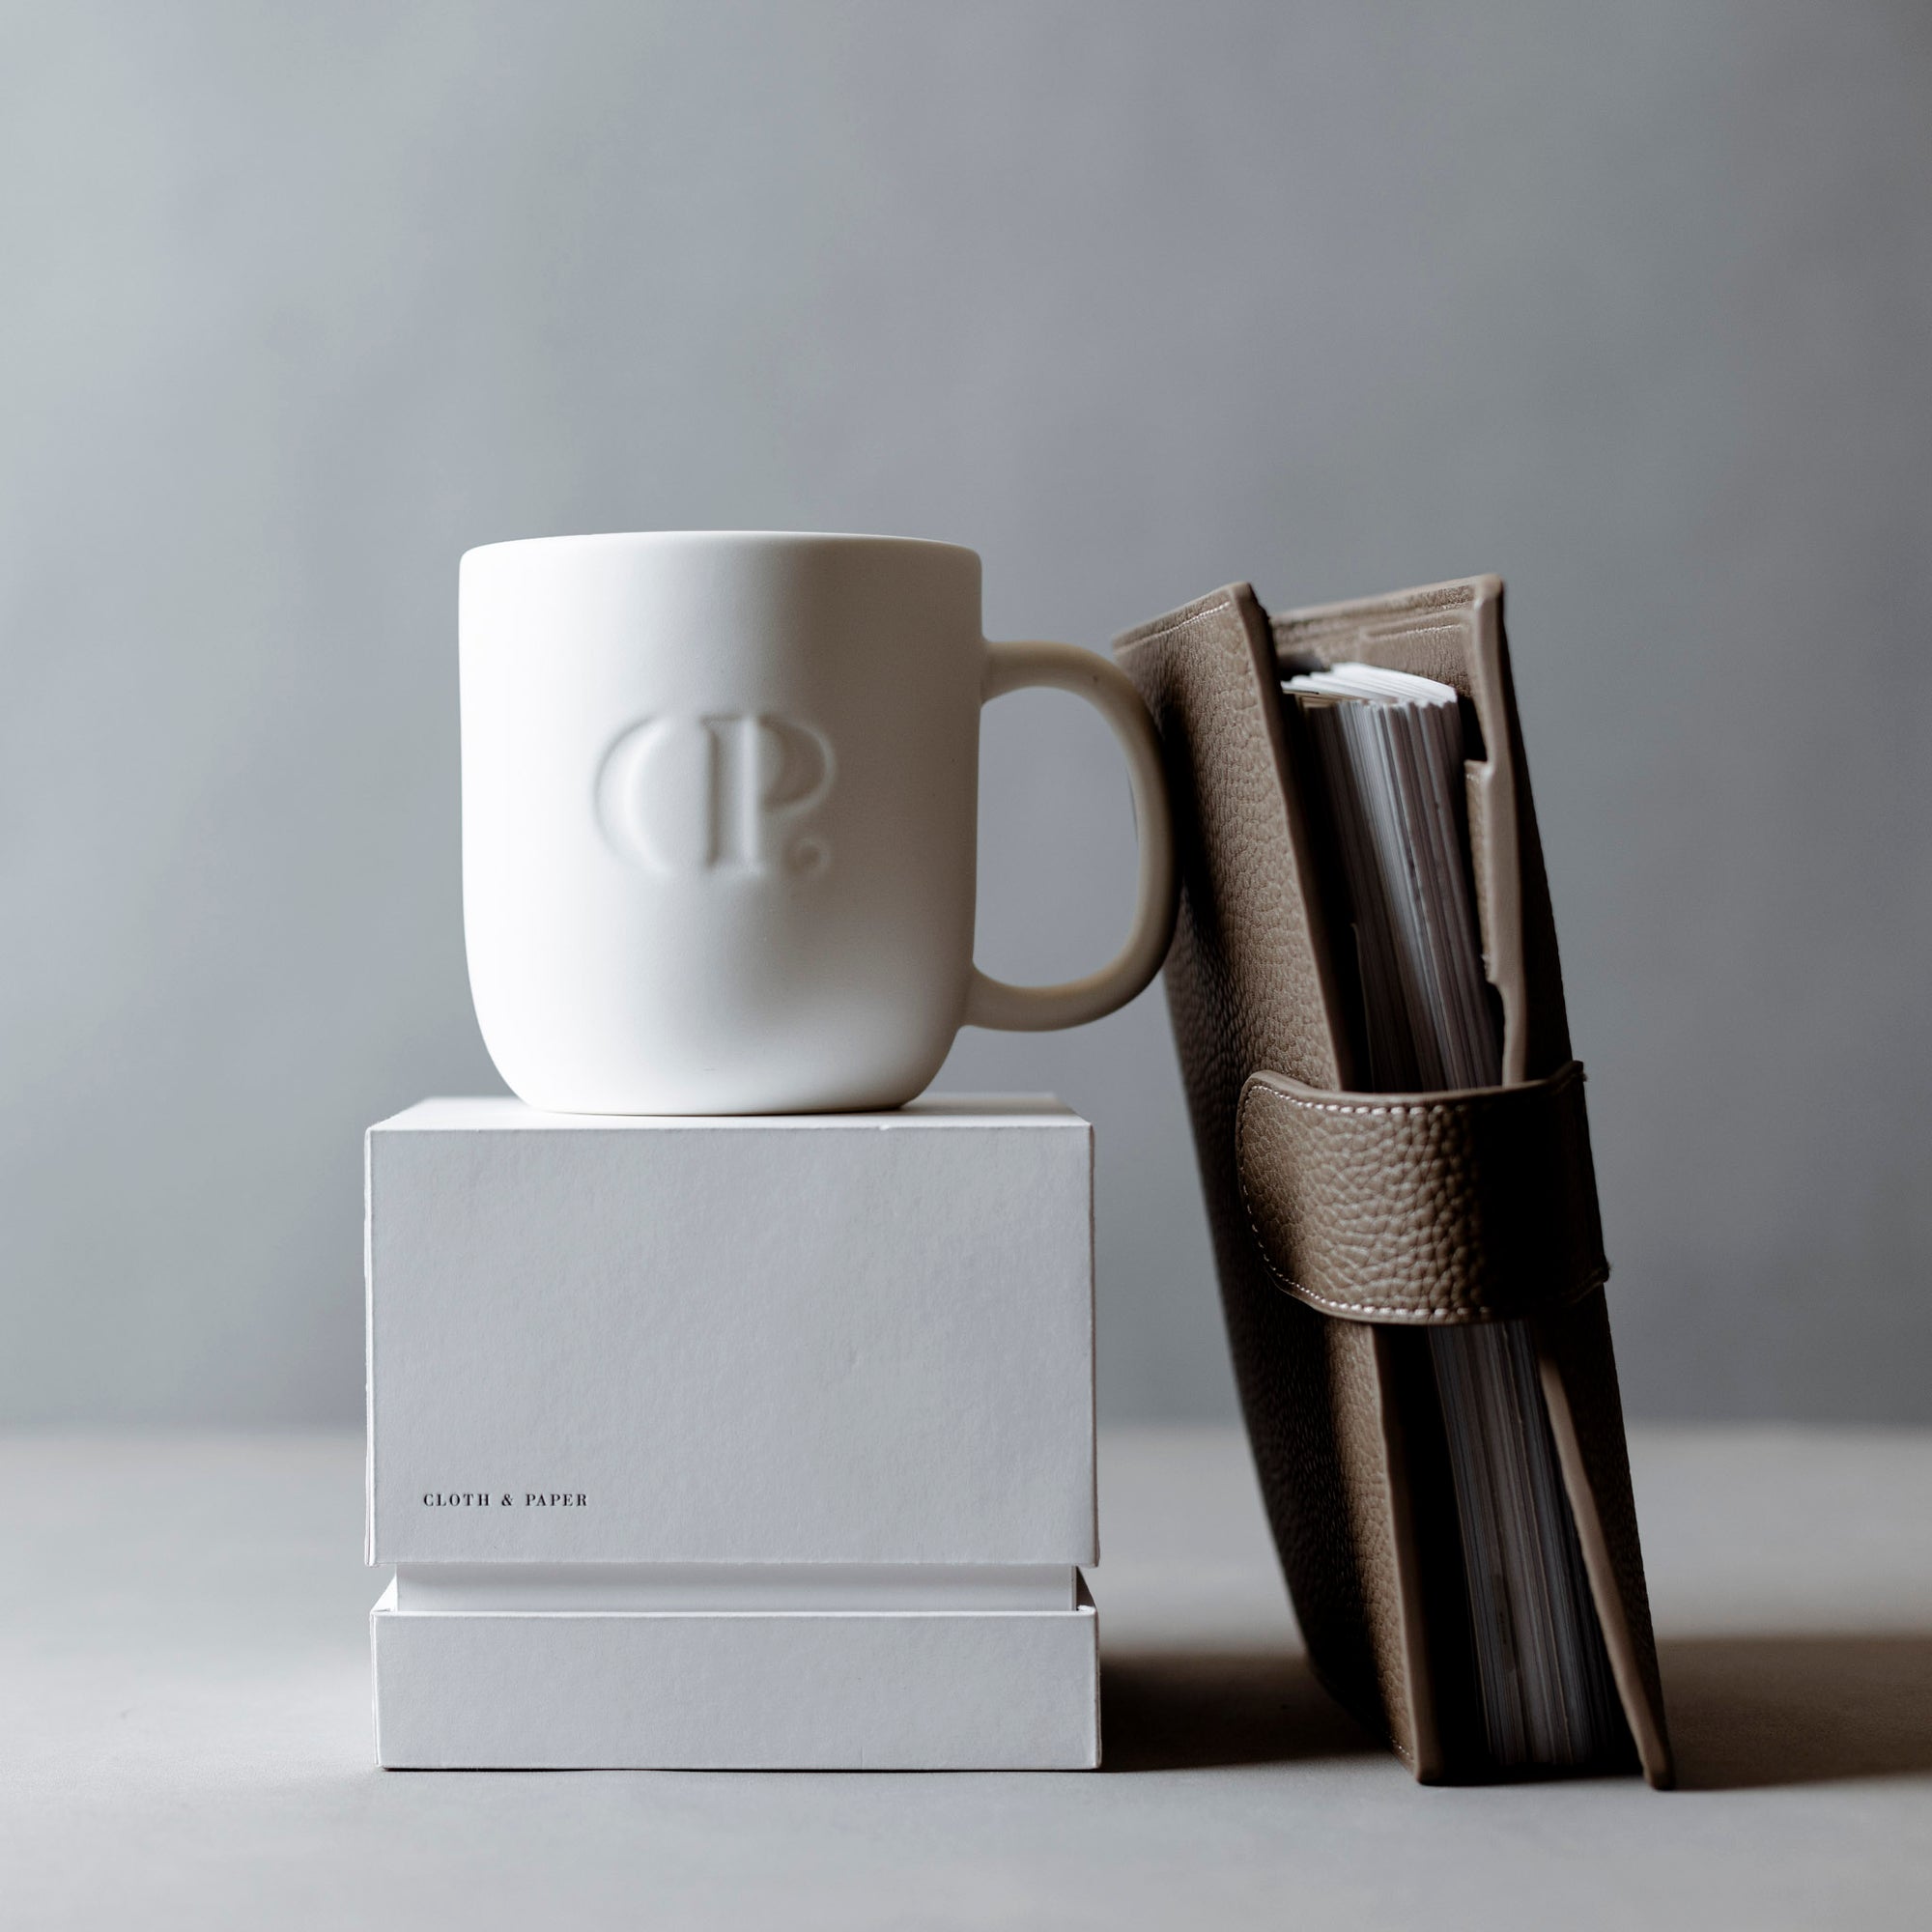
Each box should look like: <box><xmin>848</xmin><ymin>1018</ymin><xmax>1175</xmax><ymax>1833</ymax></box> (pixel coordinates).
<box><xmin>462</xmin><ymin>529</ymin><xmax>980</xmax><ymax>566</ymax></box>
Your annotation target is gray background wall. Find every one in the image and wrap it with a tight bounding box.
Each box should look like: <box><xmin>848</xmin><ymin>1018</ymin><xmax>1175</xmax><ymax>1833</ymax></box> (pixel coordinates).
<box><xmin>4</xmin><ymin>1</ymin><xmax>1928</xmax><ymax>1427</ymax></box>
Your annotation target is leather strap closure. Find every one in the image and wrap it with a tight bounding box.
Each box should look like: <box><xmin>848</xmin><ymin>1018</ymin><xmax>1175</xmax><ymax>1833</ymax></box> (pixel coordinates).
<box><xmin>1235</xmin><ymin>1061</ymin><xmax>1607</xmax><ymax>1324</ymax></box>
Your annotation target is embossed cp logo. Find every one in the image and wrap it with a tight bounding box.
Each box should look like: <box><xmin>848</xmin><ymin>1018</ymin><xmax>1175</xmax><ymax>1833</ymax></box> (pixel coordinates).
<box><xmin>596</xmin><ymin>714</ymin><xmax>836</xmax><ymax>877</ymax></box>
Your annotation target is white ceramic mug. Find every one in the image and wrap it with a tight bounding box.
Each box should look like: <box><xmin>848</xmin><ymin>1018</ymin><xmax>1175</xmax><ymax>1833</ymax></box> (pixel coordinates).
<box><xmin>460</xmin><ymin>531</ymin><xmax>1177</xmax><ymax>1114</ymax></box>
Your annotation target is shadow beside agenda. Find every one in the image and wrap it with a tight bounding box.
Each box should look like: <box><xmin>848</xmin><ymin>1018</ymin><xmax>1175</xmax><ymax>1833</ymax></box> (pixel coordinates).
<box><xmin>1098</xmin><ymin>1634</ymin><xmax>1932</xmax><ymax>1788</ymax></box>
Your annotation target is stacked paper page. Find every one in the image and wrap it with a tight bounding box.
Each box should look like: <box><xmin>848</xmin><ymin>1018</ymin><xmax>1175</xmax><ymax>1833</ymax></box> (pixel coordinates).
<box><xmin>1286</xmin><ymin>663</ymin><xmax>1619</xmax><ymax>1769</ymax></box>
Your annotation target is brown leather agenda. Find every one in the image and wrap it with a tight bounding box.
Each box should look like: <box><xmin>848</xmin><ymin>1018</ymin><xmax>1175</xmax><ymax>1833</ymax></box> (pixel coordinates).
<box><xmin>1114</xmin><ymin>576</ymin><xmax>1672</xmax><ymax>1786</ymax></box>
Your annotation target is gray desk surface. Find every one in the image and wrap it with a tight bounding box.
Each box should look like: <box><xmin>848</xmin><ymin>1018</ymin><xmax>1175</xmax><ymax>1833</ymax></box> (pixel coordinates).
<box><xmin>4</xmin><ymin>1427</ymin><xmax>1929</xmax><ymax>1929</ymax></box>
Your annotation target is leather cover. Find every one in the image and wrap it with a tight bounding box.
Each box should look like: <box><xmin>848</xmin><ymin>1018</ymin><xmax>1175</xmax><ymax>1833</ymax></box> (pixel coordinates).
<box><xmin>1114</xmin><ymin>576</ymin><xmax>1672</xmax><ymax>1786</ymax></box>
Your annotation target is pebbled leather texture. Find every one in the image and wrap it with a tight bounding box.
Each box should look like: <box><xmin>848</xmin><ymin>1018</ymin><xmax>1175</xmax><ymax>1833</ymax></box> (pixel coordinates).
<box><xmin>1116</xmin><ymin>575</ymin><xmax>1673</xmax><ymax>1788</ymax></box>
<box><xmin>1114</xmin><ymin>586</ymin><xmax>1434</xmax><ymax>1772</ymax></box>
<box><xmin>1236</xmin><ymin>1062</ymin><xmax>1608</xmax><ymax>1323</ymax></box>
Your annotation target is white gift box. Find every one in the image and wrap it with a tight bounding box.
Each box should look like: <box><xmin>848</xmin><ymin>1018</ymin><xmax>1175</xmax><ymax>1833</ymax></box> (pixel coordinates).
<box><xmin>365</xmin><ymin>1095</ymin><xmax>1098</xmax><ymax>1769</ymax></box>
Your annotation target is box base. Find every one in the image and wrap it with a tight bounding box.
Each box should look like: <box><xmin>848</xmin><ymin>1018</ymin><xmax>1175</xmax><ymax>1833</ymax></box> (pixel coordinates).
<box><xmin>371</xmin><ymin>1577</ymin><xmax>1099</xmax><ymax>1769</ymax></box>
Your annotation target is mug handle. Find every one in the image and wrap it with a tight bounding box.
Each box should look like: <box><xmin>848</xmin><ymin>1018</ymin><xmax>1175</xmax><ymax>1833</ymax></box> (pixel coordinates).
<box><xmin>964</xmin><ymin>640</ymin><xmax>1179</xmax><ymax>1032</ymax></box>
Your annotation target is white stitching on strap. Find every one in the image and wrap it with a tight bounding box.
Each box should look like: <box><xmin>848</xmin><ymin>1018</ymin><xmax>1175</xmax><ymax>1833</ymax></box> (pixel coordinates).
<box><xmin>1235</xmin><ymin>1065</ymin><xmax>1601</xmax><ymax>1323</ymax></box>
